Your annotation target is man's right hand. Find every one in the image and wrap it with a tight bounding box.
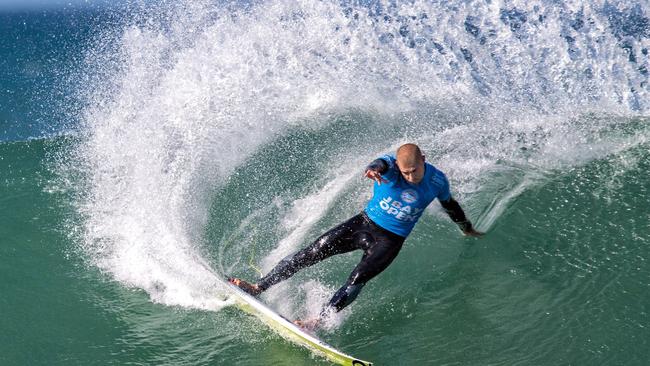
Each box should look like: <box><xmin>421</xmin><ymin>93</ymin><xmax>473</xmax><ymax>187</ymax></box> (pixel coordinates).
<box><xmin>364</xmin><ymin>169</ymin><xmax>388</xmax><ymax>185</ymax></box>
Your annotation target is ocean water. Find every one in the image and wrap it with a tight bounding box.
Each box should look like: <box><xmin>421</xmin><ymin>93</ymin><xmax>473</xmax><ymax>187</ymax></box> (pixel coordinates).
<box><xmin>1</xmin><ymin>1</ymin><xmax>649</xmax><ymax>365</ymax></box>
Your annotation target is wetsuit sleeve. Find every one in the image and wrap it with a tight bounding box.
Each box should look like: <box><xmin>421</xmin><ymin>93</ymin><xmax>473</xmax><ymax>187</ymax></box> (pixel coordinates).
<box><xmin>435</xmin><ymin>171</ymin><xmax>473</xmax><ymax>232</ymax></box>
<box><xmin>365</xmin><ymin>158</ymin><xmax>388</xmax><ymax>174</ymax></box>
<box><xmin>439</xmin><ymin>198</ymin><xmax>473</xmax><ymax>232</ymax></box>
<box><xmin>366</xmin><ymin>154</ymin><xmax>398</xmax><ymax>181</ymax></box>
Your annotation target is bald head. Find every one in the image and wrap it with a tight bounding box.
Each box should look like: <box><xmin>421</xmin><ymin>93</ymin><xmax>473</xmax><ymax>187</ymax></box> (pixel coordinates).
<box><xmin>396</xmin><ymin>143</ymin><xmax>426</xmax><ymax>184</ymax></box>
<box><xmin>396</xmin><ymin>143</ymin><xmax>423</xmax><ymax>165</ymax></box>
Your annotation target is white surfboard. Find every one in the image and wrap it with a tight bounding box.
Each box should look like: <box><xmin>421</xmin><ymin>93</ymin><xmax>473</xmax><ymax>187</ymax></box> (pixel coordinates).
<box><xmin>226</xmin><ymin>283</ymin><xmax>373</xmax><ymax>366</ymax></box>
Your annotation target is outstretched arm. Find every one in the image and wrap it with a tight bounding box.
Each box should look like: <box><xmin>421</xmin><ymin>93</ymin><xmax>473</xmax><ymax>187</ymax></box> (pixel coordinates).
<box><xmin>364</xmin><ymin>158</ymin><xmax>389</xmax><ymax>185</ymax></box>
<box><xmin>439</xmin><ymin>197</ymin><xmax>484</xmax><ymax>237</ymax></box>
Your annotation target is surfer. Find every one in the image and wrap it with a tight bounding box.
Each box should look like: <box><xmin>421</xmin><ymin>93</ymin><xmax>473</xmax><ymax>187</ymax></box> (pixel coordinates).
<box><xmin>229</xmin><ymin>143</ymin><xmax>482</xmax><ymax>329</ymax></box>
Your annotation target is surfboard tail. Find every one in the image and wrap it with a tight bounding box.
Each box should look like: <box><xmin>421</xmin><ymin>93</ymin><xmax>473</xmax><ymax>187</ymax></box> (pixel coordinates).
<box><xmin>226</xmin><ymin>282</ymin><xmax>373</xmax><ymax>366</ymax></box>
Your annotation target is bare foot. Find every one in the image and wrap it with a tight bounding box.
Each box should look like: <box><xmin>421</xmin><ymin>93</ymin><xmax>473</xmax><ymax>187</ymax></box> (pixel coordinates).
<box><xmin>228</xmin><ymin>277</ymin><xmax>262</xmax><ymax>296</ymax></box>
<box><xmin>463</xmin><ymin>228</ymin><xmax>485</xmax><ymax>237</ymax></box>
<box><xmin>293</xmin><ymin>318</ymin><xmax>321</xmax><ymax>331</ymax></box>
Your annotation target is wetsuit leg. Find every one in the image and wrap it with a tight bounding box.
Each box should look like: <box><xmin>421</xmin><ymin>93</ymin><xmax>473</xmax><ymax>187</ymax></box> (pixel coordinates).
<box><xmin>257</xmin><ymin>214</ymin><xmax>364</xmax><ymax>291</ymax></box>
<box><xmin>326</xmin><ymin>232</ymin><xmax>404</xmax><ymax>312</ymax></box>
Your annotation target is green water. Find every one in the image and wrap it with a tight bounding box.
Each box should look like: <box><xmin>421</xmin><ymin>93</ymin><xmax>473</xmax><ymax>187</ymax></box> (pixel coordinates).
<box><xmin>2</xmin><ymin>126</ymin><xmax>648</xmax><ymax>365</ymax></box>
<box><xmin>209</xmin><ymin>121</ymin><xmax>650</xmax><ymax>365</ymax></box>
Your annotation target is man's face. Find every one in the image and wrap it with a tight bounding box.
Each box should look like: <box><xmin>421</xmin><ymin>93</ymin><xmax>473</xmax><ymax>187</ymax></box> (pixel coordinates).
<box><xmin>397</xmin><ymin>155</ymin><xmax>425</xmax><ymax>184</ymax></box>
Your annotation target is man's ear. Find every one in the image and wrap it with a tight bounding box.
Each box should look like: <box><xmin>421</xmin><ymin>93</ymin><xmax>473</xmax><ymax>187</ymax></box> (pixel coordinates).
<box><xmin>421</xmin><ymin>154</ymin><xmax>426</xmax><ymax>162</ymax></box>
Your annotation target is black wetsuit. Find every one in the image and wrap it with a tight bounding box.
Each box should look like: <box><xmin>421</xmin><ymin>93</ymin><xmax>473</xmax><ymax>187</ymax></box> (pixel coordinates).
<box><xmin>257</xmin><ymin>211</ymin><xmax>405</xmax><ymax>313</ymax></box>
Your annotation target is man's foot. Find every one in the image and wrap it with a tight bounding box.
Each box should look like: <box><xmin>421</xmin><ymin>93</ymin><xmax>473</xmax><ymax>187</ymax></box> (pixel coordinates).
<box><xmin>293</xmin><ymin>318</ymin><xmax>321</xmax><ymax>331</ymax></box>
<box><xmin>228</xmin><ymin>277</ymin><xmax>262</xmax><ymax>296</ymax></box>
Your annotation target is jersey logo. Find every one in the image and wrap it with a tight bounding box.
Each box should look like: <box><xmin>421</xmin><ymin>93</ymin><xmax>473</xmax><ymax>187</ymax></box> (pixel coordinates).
<box><xmin>378</xmin><ymin>196</ymin><xmax>423</xmax><ymax>222</ymax></box>
<box><xmin>401</xmin><ymin>189</ymin><xmax>418</xmax><ymax>204</ymax></box>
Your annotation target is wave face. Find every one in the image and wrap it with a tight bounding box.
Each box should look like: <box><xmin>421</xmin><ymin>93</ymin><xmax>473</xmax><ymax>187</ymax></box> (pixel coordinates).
<box><xmin>62</xmin><ymin>0</ymin><xmax>649</xmax><ymax>314</ymax></box>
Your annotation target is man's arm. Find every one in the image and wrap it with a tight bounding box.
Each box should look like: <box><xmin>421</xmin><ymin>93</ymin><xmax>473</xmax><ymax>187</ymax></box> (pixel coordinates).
<box><xmin>364</xmin><ymin>158</ymin><xmax>389</xmax><ymax>185</ymax></box>
<box><xmin>439</xmin><ymin>197</ymin><xmax>483</xmax><ymax>237</ymax></box>
<box><xmin>366</xmin><ymin>158</ymin><xmax>388</xmax><ymax>173</ymax></box>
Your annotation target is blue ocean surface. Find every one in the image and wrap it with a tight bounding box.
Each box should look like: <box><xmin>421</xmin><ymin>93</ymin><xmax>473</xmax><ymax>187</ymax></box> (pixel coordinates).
<box><xmin>1</xmin><ymin>1</ymin><xmax>649</xmax><ymax>365</ymax></box>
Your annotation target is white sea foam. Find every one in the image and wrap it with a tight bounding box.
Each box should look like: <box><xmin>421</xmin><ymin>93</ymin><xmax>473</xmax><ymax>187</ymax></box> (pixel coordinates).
<box><xmin>260</xmin><ymin>170</ymin><xmax>357</xmax><ymax>273</ymax></box>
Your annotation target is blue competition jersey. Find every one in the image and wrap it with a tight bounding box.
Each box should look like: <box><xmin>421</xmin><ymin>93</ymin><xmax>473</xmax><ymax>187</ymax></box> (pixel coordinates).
<box><xmin>364</xmin><ymin>154</ymin><xmax>452</xmax><ymax>237</ymax></box>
